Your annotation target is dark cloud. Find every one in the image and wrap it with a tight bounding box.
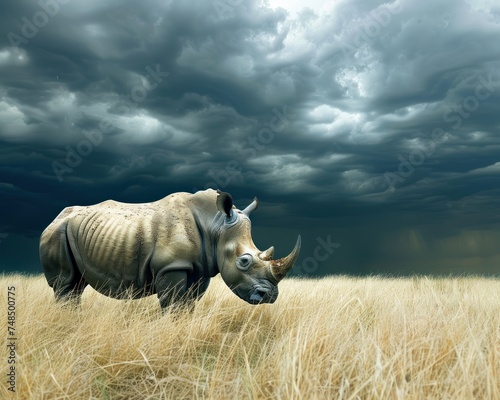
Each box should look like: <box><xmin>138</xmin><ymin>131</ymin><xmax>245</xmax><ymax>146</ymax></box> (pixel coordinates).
<box><xmin>1</xmin><ymin>0</ymin><xmax>500</xmax><ymax>275</ymax></box>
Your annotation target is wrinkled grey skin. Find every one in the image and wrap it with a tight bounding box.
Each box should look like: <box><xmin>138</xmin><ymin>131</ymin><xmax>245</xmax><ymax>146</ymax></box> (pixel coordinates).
<box><xmin>40</xmin><ymin>189</ymin><xmax>301</xmax><ymax>309</ymax></box>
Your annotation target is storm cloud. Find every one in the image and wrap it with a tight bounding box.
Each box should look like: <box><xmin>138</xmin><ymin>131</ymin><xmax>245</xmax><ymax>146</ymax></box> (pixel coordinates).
<box><xmin>1</xmin><ymin>0</ymin><xmax>500</xmax><ymax>275</ymax></box>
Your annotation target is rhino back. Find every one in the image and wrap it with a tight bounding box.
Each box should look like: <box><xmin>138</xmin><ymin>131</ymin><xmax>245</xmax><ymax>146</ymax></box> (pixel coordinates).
<box><xmin>66</xmin><ymin>196</ymin><xmax>202</xmax><ymax>294</ymax></box>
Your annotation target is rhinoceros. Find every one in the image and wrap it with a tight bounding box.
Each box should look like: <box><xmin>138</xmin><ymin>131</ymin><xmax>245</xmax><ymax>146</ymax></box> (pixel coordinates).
<box><xmin>39</xmin><ymin>189</ymin><xmax>301</xmax><ymax>309</ymax></box>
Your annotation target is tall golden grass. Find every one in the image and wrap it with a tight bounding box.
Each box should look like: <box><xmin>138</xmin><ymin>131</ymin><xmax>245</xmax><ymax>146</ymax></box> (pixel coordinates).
<box><xmin>1</xmin><ymin>274</ymin><xmax>499</xmax><ymax>399</ymax></box>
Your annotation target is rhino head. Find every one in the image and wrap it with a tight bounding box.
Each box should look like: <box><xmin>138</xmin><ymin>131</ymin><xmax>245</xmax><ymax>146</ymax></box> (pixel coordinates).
<box><xmin>214</xmin><ymin>190</ymin><xmax>301</xmax><ymax>305</ymax></box>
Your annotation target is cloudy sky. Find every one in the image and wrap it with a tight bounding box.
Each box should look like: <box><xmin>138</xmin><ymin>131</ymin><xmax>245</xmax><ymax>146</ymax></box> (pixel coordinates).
<box><xmin>1</xmin><ymin>0</ymin><xmax>500</xmax><ymax>276</ymax></box>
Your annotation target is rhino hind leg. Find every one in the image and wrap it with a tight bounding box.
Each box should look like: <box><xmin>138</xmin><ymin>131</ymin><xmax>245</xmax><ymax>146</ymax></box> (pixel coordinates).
<box><xmin>41</xmin><ymin>225</ymin><xmax>88</xmax><ymax>305</ymax></box>
<box><xmin>53</xmin><ymin>275</ymin><xmax>88</xmax><ymax>306</ymax></box>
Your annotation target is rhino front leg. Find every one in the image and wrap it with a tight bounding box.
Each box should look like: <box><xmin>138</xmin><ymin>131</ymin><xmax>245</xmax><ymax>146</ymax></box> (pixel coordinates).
<box><xmin>155</xmin><ymin>268</ymin><xmax>193</xmax><ymax>311</ymax></box>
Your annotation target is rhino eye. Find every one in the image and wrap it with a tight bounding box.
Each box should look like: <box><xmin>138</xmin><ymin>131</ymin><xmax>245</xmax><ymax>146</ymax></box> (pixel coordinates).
<box><xmin>236</xmin><ymin>254</ymin><xmax>253</xmax><ymax>271</ymax></box>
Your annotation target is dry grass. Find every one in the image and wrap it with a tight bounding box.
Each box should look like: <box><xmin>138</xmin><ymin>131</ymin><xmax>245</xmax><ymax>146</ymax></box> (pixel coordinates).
<box><xmin>1</xmin><ymin>274</ymin><xmax>499</xmax><ymax>399</ymax></box>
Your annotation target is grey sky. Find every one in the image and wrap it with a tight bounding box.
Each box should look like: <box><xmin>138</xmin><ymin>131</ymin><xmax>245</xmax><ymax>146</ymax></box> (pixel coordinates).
<box><xmin>1</xmin><ymin>0</ymin><xmax>500</xmax><ymax>275</ymax></box>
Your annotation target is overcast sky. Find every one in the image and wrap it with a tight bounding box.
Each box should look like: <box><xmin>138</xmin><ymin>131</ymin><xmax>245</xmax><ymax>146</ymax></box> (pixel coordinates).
<box><xmin>1</xmin><ymin>0</ymin><xmax>500</xmax><ymax>276</ymax></box>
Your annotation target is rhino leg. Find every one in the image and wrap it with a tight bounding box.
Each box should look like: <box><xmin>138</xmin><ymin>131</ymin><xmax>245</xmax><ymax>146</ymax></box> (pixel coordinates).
<box><xmin>41</xmin><ymin>222</ymin><xmax>88</xmax><ymax>305</ymax></box>
<box><xmin>192</xmin><ymin>276</ymin><xmax>210</xmax><ymax>300</ymax></box>
<box><xmin>155</xmin><ymin>267</ymin><xmax>211</xmax><ymax>313</ymax></box>
<box><xmin>53</xmin><ymin>275</ymin><xmax>88</xmax><ymax>306</ymax></box>
<box><xmin>46</xmin><ymin>255</ymin><xmax>87</xmax><ymax>305</ymax></box>
<box><xmin>155</xmin><ymin>269</ymin><xmax>192</xmax><ymax>311</ymax></box>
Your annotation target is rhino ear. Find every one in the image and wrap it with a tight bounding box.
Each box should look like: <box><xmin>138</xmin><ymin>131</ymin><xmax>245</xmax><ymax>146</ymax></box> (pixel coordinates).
<box><xmin>216</xmin><ymin>190</ymin><xmax>233</xmax><ymax>218</ymax></box>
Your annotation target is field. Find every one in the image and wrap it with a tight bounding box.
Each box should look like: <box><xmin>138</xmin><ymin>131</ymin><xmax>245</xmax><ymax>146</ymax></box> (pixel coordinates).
<box><xmin>1</xmin><ymin>274</ymin><xmax>499</xmax><ymax>399</ymax></box>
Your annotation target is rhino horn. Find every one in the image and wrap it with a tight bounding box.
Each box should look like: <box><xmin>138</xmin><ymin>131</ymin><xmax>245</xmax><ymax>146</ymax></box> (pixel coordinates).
<box><xmin>270</xmin><ymin>235</ymin><xmax>301</xmax><ymax>282</ymax></box>
<box><xmin>259</xmin><ymin>246</ymin><xmax>275</xmax><ymax>261</ymax></box>
<box><xmin>242</xmin><ymin>197</ymin><xmax>258</xmax><ymax>216</ymax></box>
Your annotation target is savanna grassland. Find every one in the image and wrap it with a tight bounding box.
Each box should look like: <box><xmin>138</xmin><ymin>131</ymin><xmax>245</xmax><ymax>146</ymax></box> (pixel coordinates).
<box><xmin>1</xmin><ymin>274</ymin><xmax>499</xmax><ymax>399</ymax></box>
